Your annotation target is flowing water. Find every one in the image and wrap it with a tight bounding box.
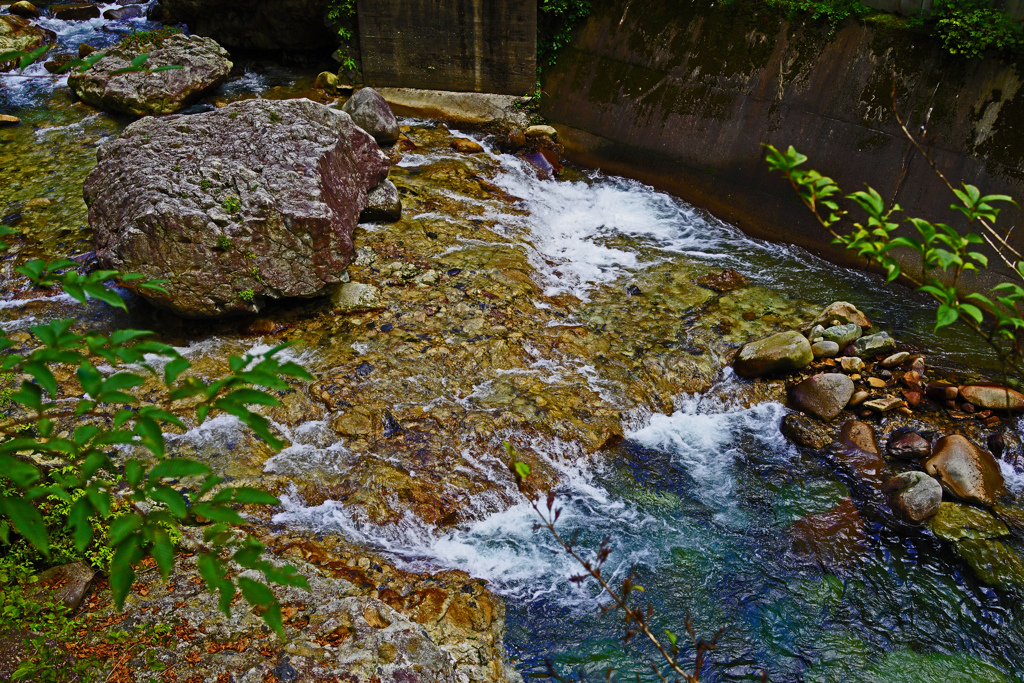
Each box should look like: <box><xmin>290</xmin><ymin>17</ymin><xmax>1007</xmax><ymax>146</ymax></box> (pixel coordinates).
<box><xmin>4</xmin><ymin>10</ymin><xmax>1024</xmax><ymax>682</ymax></box>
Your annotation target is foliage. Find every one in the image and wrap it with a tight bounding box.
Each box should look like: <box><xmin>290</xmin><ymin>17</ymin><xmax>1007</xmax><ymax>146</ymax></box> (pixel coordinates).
<box><xmin>118</xmin><ymin>26</ymin><xmax>184</xmax><ymax>52</ymax></box>
<box><xmin>926</xmin><ymin>0</ymin><xmax>1023</xmax><ymax>58</ymax></box>
<box><xmin>761</xmin><ymin>0</ymin><xmax>868</xmax><ymax>31</ymax></box>
<box><xmin>0</xmin><ymin>228</ymin><xmax>313</xmax><ymax>638</ymax></box>
<box><xmin>765</xmin><ymin>134</ymin><xmax>1024</xmax><ymax>380</ymax></box>
<box><xmin>221</xmin><ymin>194</ymin><xmax>241</xmax><ymax>214</ymax></box>
<box><xmin>538</xmin><ymin>0</ymin><xmax>592</xmax><ymax>66</ymax></box>
<box><xmin>326</xmin><ymin>0</ymin><xmax>358</xmax><ymax>42</ymax></box>
<box><xmin>0</xmin><ymin>45</ymin><xmax>182</xmax><ymax>78</ymax></box>
<box><xmin>238</xmin><ymin>287</ymin><xmax>256</xmax><ymax>301</ymax></box>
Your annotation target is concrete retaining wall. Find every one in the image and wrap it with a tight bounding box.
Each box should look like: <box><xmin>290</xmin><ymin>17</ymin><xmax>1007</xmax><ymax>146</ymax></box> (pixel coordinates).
<box><xmin>540</xmin><ymin>0</ymin><xmax>1024</xmax><ymax>287</ymax></box>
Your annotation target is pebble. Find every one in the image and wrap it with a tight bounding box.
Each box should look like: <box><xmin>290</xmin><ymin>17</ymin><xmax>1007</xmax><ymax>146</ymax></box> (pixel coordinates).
<box><xmin>863</xmin><ymin>396</ymin><xmax>903</xmax><ymax>413</ymax></box>
<box><xmin>840</xmin><ymin>356</ymin><xmax>864</xmax><ymax>373</ymax></box>
<box><xmin>848</xmin><ymin>390</ymin><xmax>869</xmax><ymax>407</ymax></box>
<box><xmin>867</xmin><ymin>377</ymin><xmax>886</xmax><ymax>388</ymax></box>
<box><xmin>881</xmin><ymin>351</ymin><xmax>910</xmax><ymax>368</ymax></box>
<box><xmin>525</xmin><ymin>124</ymin><xmax>558</xmax><ymax>139</ymax></box>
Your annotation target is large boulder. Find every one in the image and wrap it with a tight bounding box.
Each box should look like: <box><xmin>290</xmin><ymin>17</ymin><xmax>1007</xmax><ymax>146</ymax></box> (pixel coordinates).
<box><xmin>0</xmin><ymin>15</ymin><xmax>55</xmax><ymax>72</ymax></box>
<box><xmin>342</xmin><ymin>87</ymin><xmax>401</xmax><ymax>146</ymax></box>
<box><xmin>924</xmin><ymin>435</ymin><xmax>1005</xmax><ymax>507</ymax></box>
<box><xmin>162</xmin><ymin>0</ymin><xmax>336</xmax><ymax>52</ymax></box>
<box><xmin>68</xmin><ymin>33</ymin><xmax>231</xmax><ymax>116</ymax></box>
<box><xmin>734</xmin><ymin>330</ymin><xmax>813</xmax><ymax>378</ymax></box>
<box><xmin>85</xmin><ymin>99</ymin><xmax>391</xmax><ymax>318</ymax></box>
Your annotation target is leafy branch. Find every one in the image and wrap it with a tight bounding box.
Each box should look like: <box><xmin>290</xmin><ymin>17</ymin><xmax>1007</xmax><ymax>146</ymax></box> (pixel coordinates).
<box><xmin>0</xmin><ymin>226</ymin><xmax>310</xmax><ymax>637</ymax></box>
<box><xmin>0</xmin><ymin>45</ymin><xmax>183</xmax><ymax>78</ymax></box>
<box><xmin>507</xmin><ymin>443</ymin><xmax>752</xmax><ymax>682</ymax></box>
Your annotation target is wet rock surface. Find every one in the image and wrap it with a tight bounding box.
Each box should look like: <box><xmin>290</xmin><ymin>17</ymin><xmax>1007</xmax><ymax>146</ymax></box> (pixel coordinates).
<box><xmin>790</xmin><ymin>372</ymin><xmax>854</xmax><ymax>421</ymax></box>
<box><xmin>734</xmin><ymin>330</ymin><xmax>813</xmax><ymax>377</ymax></box>
<box><xmin>68</xmin><ymin>33</ymin><xmax>232</xmax><ymax>116</ymax></box>
<box><xmin>887</xmin><ymin>430</ymin><xmax>931</xmax><ymax>459</ymax></box>
<box><xmin>883</xmin><ymin>471</ymin><xmax>942</xmax><ymax>523</ymax></box>
<box><xmin>85</xmin><ymin>99</ymin><xmax>390</xmax><ymax>318</ymax></box>
<box><xmin>360</xmin><ymin>178</ymin><xmax>402</xmax><ymax>223</ymax></box>
<box><xmin>0</xmin><ymin>14</ymin><xmax>54</xmax><ymax>71</ymax></box>
<box><xmin>342</xmin><ymin>87</ymin><xmax>401</xmax><ymax>146</ymax></box>
<box><xmin>781</xmin><ymin>412</ymin><xmax>835</xmax><ymax>449</ymax></box>
<box><xmin>925</xmin><ymin>435</ymin><xmax>1005</xmax><ymax>507</ymax></box>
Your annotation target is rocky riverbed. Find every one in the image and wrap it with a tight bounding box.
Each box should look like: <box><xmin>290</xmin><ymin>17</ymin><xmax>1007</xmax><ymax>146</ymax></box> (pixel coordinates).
<box><xmin>5</xmin><ymin>7</ymin><xmax>1024</xmax><ymax>679</ymax></box>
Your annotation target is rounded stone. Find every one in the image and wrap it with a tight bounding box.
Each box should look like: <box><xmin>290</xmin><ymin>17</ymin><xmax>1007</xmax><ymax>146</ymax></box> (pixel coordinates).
<box><xmin>9</xmin><ymin>1</ymin><xmax>41</xmax><ymax>19</ymax></box>
<box><xmin>734</xmin><ymin>330</ymin><xmax>813</xmax><ymax>378</ymax></box>
<box><xmin>812</xmin><ymin>301</ymin><xmax>871</xmax><ymax>329</ymax></box>
<box><xmin>852</xmin><ymin>332</ymin><xmax>896</xmax><ymax>358</ymax></box>
<box><xmin>958</xmin><ymin>384</ymin><xmax>1024</xmax><ymax>411</ymax></box>
<box><xmin>883</xmin><ymin>471</ymin><xmax>942</xmax><ymax>523</ymax></box>
<box><xmin>359</xmin><ymin>179</ymin><xmax>402</xmax><ymax>223</ymax></box>
<box><xmin>924</xmin><ymin>435</ymin><xmax>1005</xmax><ymax>507</ymax></box>
<box><xmin>790</xmin><ymin>373</ymin><xmax>855</xmax><ymax>421</ymax></box>
<box><xmin>820</xmin><ymin>323</ymin><xmax>861</xmax><ymax>348</ymax></box>
<box><xmin>811</xmin><ymin>340</ymin><xmax>840</xmax><ymax>358</ymax></box>
<box><xmin>342</xmin><ymin>87</ymin><xmax>401</xmax><ymax>145</ymax></box>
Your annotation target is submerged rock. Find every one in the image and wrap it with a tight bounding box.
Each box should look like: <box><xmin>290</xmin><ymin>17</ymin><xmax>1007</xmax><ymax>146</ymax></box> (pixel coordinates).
<box><xmin>86</xmin><ymin>99</ymin><xmax>391</xmax><ymax>318</ymax></box>
<box><xmin>51</xmin><ymin>3</ymin><xmax>99</xmax><ymax>20</ymax></box>
<box><xmin>924</xmin><ymin>435</ymin><xmax>1005</xmax><ymax>507</ymax></box>
<box><xmin>883</xmin><ymin>471</ymin><xmax>942</xmax><ymax>523</ymax></box>
<box><xmin>959</xmin><ymin>384</ymin><xmax>1024</xmax><ymax>411</ymax></box>
<box><xmin>927</xmin><ymin>501</ymin><xmax>1009</xmax><ymax>541</ymax></box>
<box><xmin>790</xmin><ymin>498</ymin><xmax>867</xmax><ymax>570</ymax></box>
<box><xmin>954</xmin><ymin>538</ymin><xmax>1024</xmax><ymax>591</ymax></box>
<box><xmin>781</xmin><ymin>412</ymin><xmax>834</xmax><ymax>449</ymax></box>
<box><xmin>886</xmin><ymin>430</ymin><xmax>931</xmax><ymax>459</ymax></box>
<box><xmin>330</xmin><ymin>281</ymin><xmax>385</xmax><ymax>312</ymax></box>
<box><xmin>343</xmin><ymin>87</ymin><xmax>401</xmax><ymax>146</ymax></box>
<box><xmin>696</xmin><ymin>268</ymin><xmax>748</xmax><ymax>292</ymax></box>
<box><xmin>360</xmin><ymin>179</ymin><xmax>402</xmax><ymax>223</ymax></box>
<box><xmin>836</xmin><ymin>420</ymin><xmax>885</xmax><ymax>486</ymax></box>
<box><xmin>68</xmin><ymin>33</ymin><xmax>231</xmax><ymax>116</ymax></box>
<box><xmin>790</xmin><ymin>373</ymin><xmax>854</xmax><ymax>421</ymax></box>
<box><xmin>734</xmin><ymin>330</ymin><xmax>813</xmax><ymax>377</ymax></box>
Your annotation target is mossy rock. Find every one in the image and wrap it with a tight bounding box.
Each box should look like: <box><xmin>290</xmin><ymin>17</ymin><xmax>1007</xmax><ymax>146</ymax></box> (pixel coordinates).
<box><xmin>926</xmin><ymin>502</ymin><xmax>1008</xmax><ymax>541</ymax></box>
<box><xmin>954</xmin><ymin>538</ymin><xmax>1024</xmax><ymax>591</ymax></box>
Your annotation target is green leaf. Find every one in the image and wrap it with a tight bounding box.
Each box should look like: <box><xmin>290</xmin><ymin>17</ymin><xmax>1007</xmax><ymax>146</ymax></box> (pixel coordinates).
<box><xmin>959</xmin><ymin>303</ymin><xmax>984</xmax><ymax>324</ymax></box>
<box><xmin>150</xmin><ymin>485</ymin><xmax>189</xmax><ymax>519</ymax></box>
<box><xmin>227</xmin><ymin>487</ymin><xmax>279</xmax><ymax>505</ymax></box>
<box><xmin>0</xmin><ymin>496</ymin><xmax>48</xmax><ymax>556</ymax></box>
<box><xmin>514</xmin><ymin>461</ymin><xmax>531</xmax><ymax>479</ymax></box>
<box><xmin>109</xmin><ymin>539</ymin><xmax>142</xmax><ymax>608</ymax></box>
<box><xmin>238</xmin><ymin>577</ymin><xmax>283</xmax><ymax>636</ymax></box>
<box><xmin>149</xmin><ymin>65</ymin><xmax>184</xmax><ymax>72</ymax></box>
<box><xmin>149</xmin><ymin>459</ymin><xmax>212</xmax><ymax>480</ymax></box>
<box><xmin>108</xmin><ymin>513</ymin><xmax>142</xmax><ymax>545</ymax></box>
<box><xmin>935</xmin><ymin>304</ymin><xmax>959</xmax><ymax>330</ymax></box>
<box><xmin>191</xmin><ymin>502</ymin><xmax>245</xmax><ymax>525</ymax></box>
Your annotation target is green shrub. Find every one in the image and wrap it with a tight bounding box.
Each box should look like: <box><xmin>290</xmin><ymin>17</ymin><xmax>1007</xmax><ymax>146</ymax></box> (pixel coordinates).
<box><xmin>929</xmin><ymin>0</ymin><xmax>1023</xmax><ymax>57</ymax></box>
<box><xmin>538</xmin><ymin>0</ymin><xmax>592</xmax><ymax>66</ymax></box>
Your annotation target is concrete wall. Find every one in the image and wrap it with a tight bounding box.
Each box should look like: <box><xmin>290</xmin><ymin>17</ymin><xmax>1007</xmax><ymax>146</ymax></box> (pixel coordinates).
<box><xmin>356</xmin><ymin>0</ymin><xmax>536</xmax><ymax>95</ymax></box>
<box><xmin>540</xmin><ymin>0</ymin><xmax>1024</xmax><ymax>287</ymax></box>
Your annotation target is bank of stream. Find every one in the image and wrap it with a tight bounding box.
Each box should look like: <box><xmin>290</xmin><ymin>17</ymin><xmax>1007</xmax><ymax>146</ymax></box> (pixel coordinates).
<box><xmin>3</xmin><ymin>8</ymin><xmax>1024</xmax><ymax>682</ymax></box>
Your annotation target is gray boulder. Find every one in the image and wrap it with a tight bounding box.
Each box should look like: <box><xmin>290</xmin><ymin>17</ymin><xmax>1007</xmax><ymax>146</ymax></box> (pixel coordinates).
<box><xmin>820</xmin><ymin>323</ymin><xmax>861</xmax><ymax>348</ymax></box>
<box><xmin>790</xmin><ymin>373</ymin><xmax>854</xmax><ymax>421</ymax></box>
<box><xmin>85</xmin><ymin>99</ymin><xmax>391</xmax><ymax>318</ymax></box>
<box><xmin>852</xmin><ymin>332</ymin><xmax>896</xmax><ymax>358</ymax></box>
<box><xmin>883</xmin><ymin>471</ymin><xmax>942</xmax><ymax>523</ymax></box>
<box><xmin>342</xmin><ymin>87</ymin><xmax>401</xmax><ymax>146</ymax></box>
<box><xmin>68</xmin><ymin>33</ymin><xmax>231</xmax><ymax>116</ymax></box>
<box><xmin>360</xmin><ymin>179</ymin><xmax>402</xmax><ymax>223</ymax></box>
<box><xmin>812</xmin><ymin>301</ymin><xmax>871</xmax><ymax>329</ymax></box>
<box><xmin>734</xmin><ymin>330</ymin><xmax>813</xmax><ymax>378</ymax></box>
<box><xmin>924</xmin><ymin>435</ymin><xmax>1005</xmax><ymax>507</ymax></box>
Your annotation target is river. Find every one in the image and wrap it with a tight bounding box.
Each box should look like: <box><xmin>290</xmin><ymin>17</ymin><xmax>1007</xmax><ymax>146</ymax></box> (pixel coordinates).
<box><xmin>3</xmin><ymin>7</ymin><xmax>1024</xmax><ymax>682</ymax></box>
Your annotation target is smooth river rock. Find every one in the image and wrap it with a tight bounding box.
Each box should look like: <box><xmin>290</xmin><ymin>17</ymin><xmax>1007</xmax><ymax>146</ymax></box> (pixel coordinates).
<box><xmin>342</xmin><ymin>87</ymin><xmax>401</xmax><ymax>146</ymax></box>
<box><xmin>959</xmin><ymin>384</ymin><xmax>1024</xmax><ymax>411</ymax></box>
<box><xmin>852</xmin><ymin>331</ymin><xmax>896</xmax><ymax>358</ymax></box>
<box><xmin>883</xmin><ymin>471</ymin><xmax>942</xmax><ymax>523</ymax></box>
<box><xmin>820</xmin><ymin>323</ymin><xmax>861</xmax><ymax>348</ymax></box>
<box><xmin>790</xmin><ymin>372</ymin><xmax>854</xmax><ymax>421</ymax></box>
<box><xmin>927</xmin><ymin>501</ymin><xmax>1009</xmax><ymax>541</ymax></box>
<box><xmin>68</xmin><ymin>33</ymin><xmax>232</xmax><ymax>116</ymax></box>
<box><xmin>85</xmin><ymin>99</ymin><xmax>391</xmax><ymax>318</ymax></box>
<box><xmin>924</xmin><ymin>435</ymin><xmax>1005</xmax><ymax>507</ymax></box>
<box><xmin>8</xmin><ymin>2</ymin><xmax>40</xmax><ymax>19</ymax></box>
<box><xmin>837</xmin><ymin>420</ymin><xmax>885</xmax><ymax>487</ymax></box>
<box><xmin>811</xmin><ymin>340</ymin><xmax>840</xmax><ymax>358</ymax></box>
<box><xmin>734</xmin><ymin>330</ymin><xmax>813</xmax><ymax>377</ymax></box>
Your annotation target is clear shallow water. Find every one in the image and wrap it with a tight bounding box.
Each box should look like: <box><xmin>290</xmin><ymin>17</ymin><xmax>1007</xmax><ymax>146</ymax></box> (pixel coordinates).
<box><xmin>4</xmin><ymin>15</ymin><xmax>1024</xmax><ymax>680</ymax></box>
